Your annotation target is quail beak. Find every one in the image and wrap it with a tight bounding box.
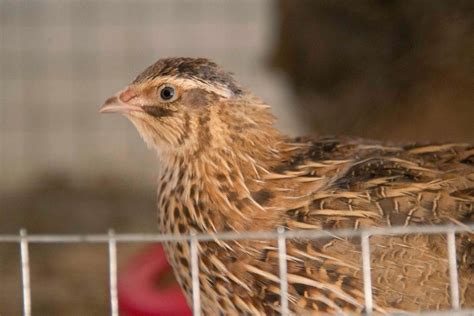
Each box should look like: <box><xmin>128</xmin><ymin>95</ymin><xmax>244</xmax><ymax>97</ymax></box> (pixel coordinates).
<box><xmin>99</xmin><ymin>87</ymin><xmax>144</xmax><ymax>114</ymax></box>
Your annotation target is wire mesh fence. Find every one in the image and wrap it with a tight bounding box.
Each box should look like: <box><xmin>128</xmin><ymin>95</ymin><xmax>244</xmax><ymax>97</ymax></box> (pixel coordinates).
<box><xmin>2</xmin><ymin>224</ymin><xmax>473</xmax><ymax>316</ymax></box>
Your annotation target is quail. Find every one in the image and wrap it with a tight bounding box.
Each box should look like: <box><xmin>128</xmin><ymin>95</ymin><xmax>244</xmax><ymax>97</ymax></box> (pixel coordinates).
<box><xmin>100</xmin><ymin>57</ymin><xmax>474</xmax><ymax>315</ymax></box>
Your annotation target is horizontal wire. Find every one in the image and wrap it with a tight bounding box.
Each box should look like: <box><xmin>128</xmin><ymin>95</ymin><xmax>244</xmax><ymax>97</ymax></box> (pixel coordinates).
<box><xmin>299</xmin><ymin>309</ymin><xmax>474</xmax><ymax>316</ymax></box>
<box><xmin>387</xmin><ymin>310</ymin><xmax>474</xmax><ymax>316</ymax></box>
<box><xmin>1</xmin><ymin>223</ymin><xmax>472</xmax><ymax>244</ymax></box>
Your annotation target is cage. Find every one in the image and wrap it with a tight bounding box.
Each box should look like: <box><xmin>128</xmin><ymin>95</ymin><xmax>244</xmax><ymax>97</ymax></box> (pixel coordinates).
<box><xmin>1</xmin><ymin>0</ymin><xmax>473</xmax><ymax>315</ymax></box>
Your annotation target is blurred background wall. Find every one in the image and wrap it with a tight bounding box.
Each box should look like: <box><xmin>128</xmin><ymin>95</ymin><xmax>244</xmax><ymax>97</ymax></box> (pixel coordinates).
<box><xmin>0</xmin><ymin>0</ymin><xmax>472</xmax><ymax>315</ymax></box>
<box><xmin>272</xmin><ymin>0</ymin><xmax>474</xmax><ymax>142</ymax></box>
<box><xmin>0</xmin><ymin>0</ymin><xmax>299</xmax><ymax>193</ymax></box>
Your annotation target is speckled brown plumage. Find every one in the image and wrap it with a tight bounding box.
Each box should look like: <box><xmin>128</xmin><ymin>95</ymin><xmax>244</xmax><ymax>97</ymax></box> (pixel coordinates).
<box><xmin>101</xmin><ymin>57</ymin><xmax>474</xmax><ymax>315</ymax></box>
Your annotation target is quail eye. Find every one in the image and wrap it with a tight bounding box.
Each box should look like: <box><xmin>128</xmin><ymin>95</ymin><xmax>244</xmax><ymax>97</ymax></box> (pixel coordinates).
<box><xmin>159</xmin><ymin>85</ymin><xmax>175</xmax><ymax>101</ymax></box>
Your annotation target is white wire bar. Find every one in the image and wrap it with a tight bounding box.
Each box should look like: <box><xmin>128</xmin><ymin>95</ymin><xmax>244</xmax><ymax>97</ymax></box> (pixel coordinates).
<box><xmin>1</xmin><ymin>224</ymin><xmax>472</xmax><ymax>244</ymax></box>
<box><xmin>446</xmin><ymin>229</ymin><xmax>460</xmax><ymax>310</ymax></box>
<box><xmin>190</xmin><ymin>233</ymin><xmax>201</xmax><ymax>316</ymax></box>
<box><xmin>19</xmin><ymin>229</ymin><xmax>31</xmax><ymax>316</ymax></box>
<box><xmin>277</xmin><ymin>227</ymin><xmax>289</xmax><ymax>316</ymax></box>
<box><xmin>108</xmin><ymin>230</ymin><xmax>119</xmax><ymax>316</ymax></box>
<box><xmin>360</xmin><ymin>232</ymin><xmax>373</xmax><ymax>315</ymax></box>
<box><xmin>385</xmin><ymin>310</ymin><xmax>474</xmax><ymax>316</ymax></box>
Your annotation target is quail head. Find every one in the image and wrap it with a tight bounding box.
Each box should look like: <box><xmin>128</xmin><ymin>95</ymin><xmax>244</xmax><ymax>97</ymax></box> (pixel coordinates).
<box><xmin>101</xmin><ymin>57</ymin><xmax>474</xmax><ymax>315</ymax></box>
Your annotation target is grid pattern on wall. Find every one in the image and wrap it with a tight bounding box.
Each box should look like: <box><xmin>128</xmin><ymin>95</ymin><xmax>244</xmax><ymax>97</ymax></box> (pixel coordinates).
<box><xmin>0</xmin><ymin>0</ymin><xmax>299</xmax><ymax>192</ymax></box>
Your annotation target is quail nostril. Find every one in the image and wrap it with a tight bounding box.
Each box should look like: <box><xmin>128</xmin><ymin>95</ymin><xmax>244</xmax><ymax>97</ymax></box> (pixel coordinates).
<box><xmin>103</xmin><ymin>96</ymin><xmax>118</xmax><ymax>106</ymax></box>
<box><xmin>119</xmin><ymin>88</ymin><xmax>137</xmax><ymax>103</ymax></box>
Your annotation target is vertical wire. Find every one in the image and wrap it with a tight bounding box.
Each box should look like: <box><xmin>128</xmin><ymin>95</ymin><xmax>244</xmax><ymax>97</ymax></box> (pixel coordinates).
<box><xmin>190</xmin><ymin>233</ymin><xmax>201</xmax><ymax>316</ymax></box>
<box><xmin>361</xmin><ymin>232</ymin><xmax>373</xmax><ymax>314</ymax></box>
<box><xmin>446</xmin><ymin>230</ymin><xmax>460</xmax><ymax>310</ymax></box>
<box><xmin>19</xmin><ymin>229</ymin><xmax>31</xmax><ymax>316</ymax></box>
<box><xmin>108</xmin><ymin>229</ymin><xmax>119</xmax><ymax>316</ymax></box>
<box><xmin>277</xmin><ymin>227</ymin><xmax>289</xmax><ymax>315</ymax></box>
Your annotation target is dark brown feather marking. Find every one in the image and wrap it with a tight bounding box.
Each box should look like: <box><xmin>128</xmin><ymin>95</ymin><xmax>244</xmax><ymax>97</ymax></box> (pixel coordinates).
<box><xmin>142</xmin><ymin>105</ymin><xmax>174</xmax><ymax>118</ymax></box>
<box><xmin>133</xmin><ymin>57</ymin><xmax>242</xmax><ymax>95</ymax></box>
<box><xmin>177</xmin><ymin>112</ymin><xmax>191</xmax><ymax>145</ymax></box>
<box><xmin>461</xmin><ymin>155</ymin><xmax>474</xmax><ymax>165</ymax></box>
<box><xmin>183</xmin><ymin>88</ymin><xmax>212</xmax><ymax>107</ymax></box>
<box><xmin>333</xmin><ymin>158</ymin><xmax>424</xmax><ymax>189</ymax></box>
<box><xmin>197</xmin><ymin>110</ymin><xmax>211</xmax><ymax>151</ymax></box>
<box><xmin>293</xmin><ymin>283</ymin><xmax>306</xmax><ymax>296</ymax></box>
<box><xmin>251</xmin><ymin>189</ymin><xmax>273</xmax><ymax>205</ymax></box>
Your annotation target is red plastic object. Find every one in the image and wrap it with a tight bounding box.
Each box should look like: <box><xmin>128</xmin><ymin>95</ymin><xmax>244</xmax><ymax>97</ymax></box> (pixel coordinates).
<box><xmin>118</xmin><ymin>245</ymin><xmax>192</xmax><ymax>316</ymax></box>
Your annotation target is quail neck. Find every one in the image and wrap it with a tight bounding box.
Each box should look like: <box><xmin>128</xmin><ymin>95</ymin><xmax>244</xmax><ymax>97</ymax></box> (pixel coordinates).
<box><xmin>100</xmin><ymin>57</ymin><xmax>474</xmax><ymax>315</ymax></box>
<box><xmin>100</xmin><ymin>58</ymin><xmax>289</xmax><ymax>233</ymax></box>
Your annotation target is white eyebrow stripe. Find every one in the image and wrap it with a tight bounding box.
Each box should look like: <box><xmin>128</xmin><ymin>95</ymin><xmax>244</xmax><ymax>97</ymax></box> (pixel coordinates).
<box><xmin>147</xmin><ymin>76</ymin><xmax>233</xmax><ymax>98</ymax></box>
